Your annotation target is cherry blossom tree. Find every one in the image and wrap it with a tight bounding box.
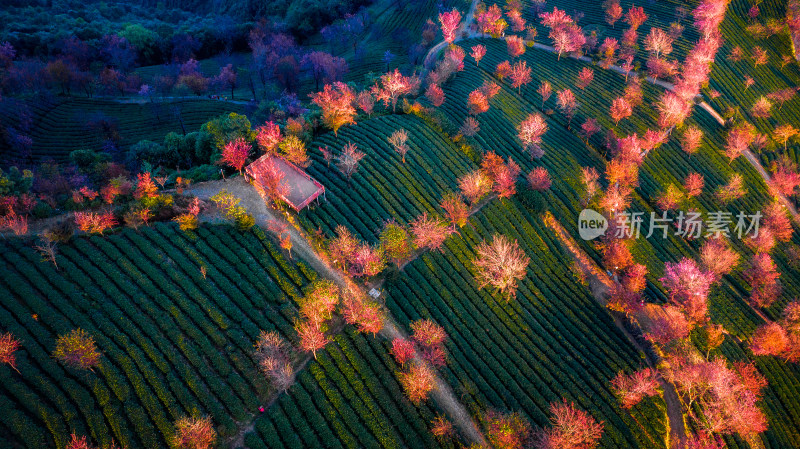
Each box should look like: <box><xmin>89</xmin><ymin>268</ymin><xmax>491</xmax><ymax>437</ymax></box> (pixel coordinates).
<box><xmin>391</xmin><ymin>338</ymin><xmax>416</xmax><ymax>365</ymax></box>
<box><xmin>660</xmin><ymin>258</ymin><xmax>714</xmax><ymax>322</ymax></box>
<box><xmin>763</xmin><ymin>202</ymin><xmax>793</xmax><ymax>242</ymax></box>
<box><xmin>399</xmin><ymin>363</ymin><xmax>436</xmax><ymax>404</ymax></box>
<box><xmin>172</xmin><ymin>416</ymin><xmax>216</xmax><ymax>449</ymax></box>
<box><xmin>715</xmin><ymin>173</ymin><xmax>747</xmax><ymax>204</ymax></box>
<box><xmin>256</xmin><ymin>121</ymin><xmax>281</xmax><ymax>154</ymax></box>
<box><xmin>625</xmin><ymin>6</ymin><xmax>648</xmax><ymax>30</ymax></box>
<box><xmin>598</xmin><ymin>37</ymin><xmax>619</xmax><ymax>68</ymax></box>
<box><xmin>528</xmin><ymin>84</ymin><xmax>550</xmax><ymax>115</ymax></box>
<box><xmin>53</xmin><ymin>329</ymin><xmax>102</xmax><ymax>371</ymax></box>
<box><xmin>468</xmin><ymin>89</ymin><xmax>490</xmax><ymax>115</ymax></box>
<box><xmin>750</xmin><ymin>322</ymin><xmax>788</xmax><ymax>357</ymax></box>
<box><xmin>257</xmin><ymin>157</ymin><xmax>290</xmax><ymax>207</ymax></box>
<box><xmin>458</xmin><ymin>171</ymin><xmax>492</xmax><ymax>204</ymax></box>
<box><xmin>536</xmin><ymin>400</ymin><xmax>604</xmax><ymax>449</ymax></box>
<box><xmin>476</xmin><ymin>4</ymin><xmax>507</xmax><ymax>36</ymax></box>
<box><xmin>610</xmin><ymin>97</ymin><xmax>632</xmax><ymax>125</ymax></box>
<box><xmin>74</xmin><ymin>211</ymin><xmax>117</xmax><ymax>235</ymax></box>
<box><xmin>509</xmin><ymin>60</ymin><xmax>532</xmax><ymax>93</ymax></box>
<box><xmin>460</xmin><ymin>117</ymin><xmax>480</xmax><ymax>137</ymax></box>
<box><xmin>518</xmin><ymin>113</ymin><xmax>548</xmax><ymax>158</ymax></box>
<box><xmin>644</xmin><ymin>28</ymin><xmax>674</xmax><ymax>57</ymax></box>
<box><xmin>556</xmin><ymin>89</ymin><xmax>578</xmax><ymax>127</ymax></box>
<box><xmin>295</xmin><ymin>320</ymin><xmax>329</xmax><ymax>359</ymax></box>
<box><xmin>411</xmin><ymin>319</ymin><xmax>448</xmax><ymax>367</ymax></box>
<box><xmin>220</xmin><ymin>138</ymin><xmax>251</xmax><ymax>173</ymax></box>
<box><xmin>430</xmin><ymin>416</ymin><xmax>455</xmax><ymax>441</ymax></box>
<box><xmin>611</xmin><ymin>368</ymin><xmax>660</xmax><ymax>408</ymax></box>
<box><xmin>576</xmin><ymin>67</ymin><xmax>594</xmax><ymax>89</ymax></box>
<box><xmin>694</xmin><ymin>0</ymin><xmax>728</xmax><ymax>39</ymax></box>
<box><xmin>473</xmin><ymin>234</ymin><xmax>530</xmax><ymax>300</ymax></box>
<box><xmin>682</xmin><ymin>126</ymin><xmax>704</xmax><ymax>154</ymax></box>
<box><xmin>744</xmin><ymin>253</ymin><xmax>781</xmax><ymax>308</ymax></box>
<box><xmin>425</xmin><ymin>83</ymin><xmax>445</xmax><ymax>107</ymax></box>
<box><xmin>645</xmin><ymin>305</ymin><xmax>694</xmax><ymax>346</ymax></box>
<box><xmin>356</xmin><ymin>90</ymin><xmax>375</xmax><ymax>116</ymax></box>
<box><xmin>751</xmin><ymin>96</ymin><xmax>772</xmax><ymax>119</ymax></box>
<box><xmin>0</xmin><ymin>332</ymin><xmax>21</xmax><ymax>373</ymax></box>
<box><xmin>507</xmin><ymin>36</ymin><xmax>526</xmax><ymax>59</ymax></box>
<box><xmin>528</xmin><ymin>168</ymin><xmax>552</xmax><ymax>191</ymax></box>
<box><xmin>440</xmin><ymin>192</ymin><xmax>469</xmax><ymax>230</ymax></box>
<box><xmin>495</xmin><ymin>60</ymin><xmax>512</xmax><ymax>79</ymax></box>
<box><xmin>580</xmin><ymin>118</ymin><xmax>601</xmax><ymax>144</ymax></box>
<box><xmin>311</xmin><ymin>82</ymin><xmax>356</xmax><ymax>136</ymax></box>
<box><xmin>604</xmin><ymin>0</ymin><xmax>623</xmax><ymax>28</ymax></box>
<box><xmin>438</xmin><ymin>8</ymin><xmax>462</xmax><ymax>44</ymax></box>
<box><xmin>657</xmin><ymin>92</ymin><xmax>692</xmax><ymax>129</ymax></box>
<box><xmin>336</xmin><ymin>142</ymin><xmax>365</xmax><ymax>179</ymax></box>
<box><xmin>471</xmin><ymin>45</ymin><xmax>486</xmax><ymax>66</ymax></box>
<box><xmin>411</xmin><ymin>212</ymin><xmax>451</xmax><ymax>252</ymax></box>
<box><xmin>700</xmin><ymin>238</ymin><xmax>739</xmax><ymax>280</ymax></box>
<box><xmin>773</xmin><ymin>124</ymin><xmax>799</xmax><ymax>149</ymax></box>
<box><xmin>372</xmin><ymin>69</ymin><xmax>418</xmax><ymax>112</ymax></box>
<box><xmin>341</xmin><ymin>292</ymin><xmax>384</xmax><ymax>335</ymax></box>
<box><xmin>254</xmin><ymin>330</ymin><xmax>294</xmax><ymax>391</ymax></box>
<box><xmin>388</xmin><ymin>129</ymin><xmax>410</xmax><ymax>163</ymax></box>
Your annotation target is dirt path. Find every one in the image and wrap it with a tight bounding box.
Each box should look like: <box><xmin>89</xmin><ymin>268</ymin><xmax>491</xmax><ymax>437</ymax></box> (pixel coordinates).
<box><xmin>542</xmin><ymin>213</ymin><xmax>688</xmax><ymax>449</ymax></box>
<box><xmin>185</xmin><ymin>177</ymin><xmax>489</xmax><ymax>447</ymax></box>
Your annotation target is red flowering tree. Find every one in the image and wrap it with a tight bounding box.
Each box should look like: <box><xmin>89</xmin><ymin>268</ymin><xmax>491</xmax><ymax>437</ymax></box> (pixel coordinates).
<box><xmin>53</xmin><ymin>329</ymin><xmax>102</xmax><ymax>371</ymax></box>
<box><xmin>610</xmin><ymin>368</ymin><xmax>660</xmax><ymax>408</ymax></box>
<box><xmin>750</xmin><ymin>322</ymin><xmax>788</xmax><ymax>357</ymax></box>
<box><xmin>430</xmin><ymin>416</ymin><xmax>454</xmax><ymax>442</ymax></box>
<box><xmin>473</xmin><ymin>234</ymin><xmax>530</xmax><ymax>300</ymax></box>
<box><xmin>495</xmin><ymin>60</ymin><xmax>512</xmax><ymax>79</ymax></box>
<box><xmin>763</xmin><ymin>202</ymin><xmax>793</xmax><ymax>242</ymax></box>
<box><xmin>410</xmin><ymin>212</ymin><xmax>451</xmax><ymax>252</ymax></box>
<box><xmin>411</xmin><ymin>319</ymin><xmax>448</xmax><ymax>367</ymax></box>
<box><xmin>644</xmin><ymin>28</ymin><xmax>674</xmax><ymax>57</ymax></box>
<box><xmin>220</xmin><ymin>138</ymin><xmax>251</xmax><ymax>173</ymax></box>
<box><xmin>0</xmin><ymin>332</ymin><xmax>21</xmax><ymax>373</ymax></box>
<box><xmin>372</xmin><ymin>69</ymin><xmax>418</xmax><ymax>112</ymax></box>
<box><xmin>254</xmin><ymin>330</ymin><xmax>294</xmax><ymax>392</ymax></box>
<box><xmin>506</xmin><ymin>35</ymin><xmax>526</xmax><ymax>58</ymax></box>
<box><xmin>660</xmin><ymin>258</ymin><xmax>714</xmax><ymax>322</ymax></box>
<box><xmin>556</xmin><ymin>89</ymin><xmax>577</xmax><ymax>127</ymax></box>
<box><xmin>74</xmin><ymin>211</ymin><xmax>117</xmax><ymax>235</ymax></box>
<box><xmin>527</xmin><ymin>167</ymin><xmax>552</xmax><ymax>191</ymax></box>
<box><xmin>625</xmin><ymin>6</ymin><xmax>648</xmax><ymax>30</ymax></box>
<box><xmin>458</xmin><ymin>171</ymin><xmax>492</xmax><ymax>205</ymax></box>
<box><xmin>256</xmin><ymin>121</ymin><xmax>282</xmax><ymax>154</ymax></box>
<box><xmin>425</xmin><ymin>83</ymin><xmax>445</xmax><ymax>107</ymax></box>
<box><xmin>391</xmin><ymin>338</ymin><xmax>416</xmax><ymax>366</ymax></box>
<box><xmin>700</xmin><ymin>238</ymin><xmax>739</xmax><ymax>280</ymax></box>
<box><xmin>172</xmin><ymin>416</ymin><xmax>216</xmax><ymax>449</ymax></box>
<box><xmin>744</xmin><ymin>253</ymin><xmax>781</xmax><ymax>308</ymax></box>
<box><xmin>440</xmin><ymin>192</ymin><xmax>469</xmax><ymax>230</ymax></box>
<box><xmin>311</xmin><ymin>82</ymin><xmax>357</xmax><ymax>136</ymax></box>
<box><xmin>438</xmin><ymin>8</ymin><xmax>462</xmax><ymax>44</ymax></box>
<box><xmin>399</xmin><ymin>363</ymin><xmax>436</xmax><ymax>404</ymax></box>
<box><xmin>471</xmin><ymin>45</ymin><xmax>486</xmax><ymax>66</ymax></box>
<box><xmin>509</xmin><ymin>60</ymin><xmax>532</xmax><ymax>93</ymax></box>
<box><xmin>538</xmin><ymin>81</ymin><xmax>552</xmax><ymax>108</ymax></box>
<box><xmin>610</xmin><ymin>97</ymin><xmax>632</xmax><ymax>126</ymax></box>
<box><xmin>604</xmin><ymin>0</ymin><xmax>623</xmax><ymax>28</ymax></box>
<box><xmin>645</xmin><ymin>305</ymin><xmax>694</xmax><ymax>346</ymax></box>
<box><xmin>336</xmin><ymin>142</ymin><xmax>366</xmax><ymax>179</ymax></box>
<box><xmin>576</xmin><ymin>67</ymin><xmax>594</xmax><ymax>89</ymax></box>
<box><xmin>468</xmin><ymin>89</ymin><xmax>490</xmax><ymax>115</ymax></box>
<box><xmin>341</xmin><ymin>293</ymin><xmax>384</xmax><ymax>335</ymax></box>
<box><xmin>295</xmin><ymin>320</ymin><xmax>329</xmax><ymax>359</ymax></box>
<box><xmin>684</xmin><ymin>172</ymin><xmax>705</xmax><ymax>197</ymax></box>
<box><xmin>536</xmin><ymin>400</ymin><xmax>604</xmax><ymax>449</ymax></box>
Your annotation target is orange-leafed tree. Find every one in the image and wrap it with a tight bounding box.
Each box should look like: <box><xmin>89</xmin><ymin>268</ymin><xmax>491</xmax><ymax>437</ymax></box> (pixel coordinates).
<box><xmin>399</xmin><ymin>362</ymin><xmax>436</xmax><ymax>404</ymax></box>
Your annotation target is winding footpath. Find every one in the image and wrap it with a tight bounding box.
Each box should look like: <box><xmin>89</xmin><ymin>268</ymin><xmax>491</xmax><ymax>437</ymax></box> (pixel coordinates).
<box><xmin>542</xmin><ymin>213</ymin><xmax>688</xmax><ymax>449</ymax></box>
<box><xmin>184</xmin><ymin>177</ymin><xmax>489</xmax><ymax>448</ymax></box>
